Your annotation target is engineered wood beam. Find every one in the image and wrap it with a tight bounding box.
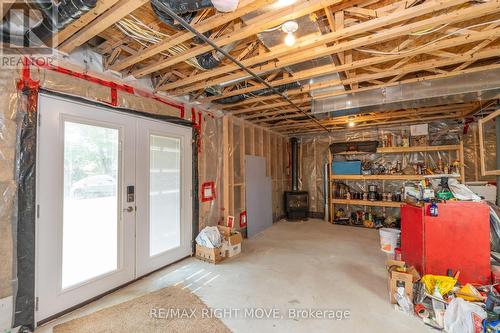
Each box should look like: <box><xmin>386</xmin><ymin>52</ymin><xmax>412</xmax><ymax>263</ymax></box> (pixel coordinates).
<box><xmin>165</xmin><ymin>0</ymin><xmax>496</xmax><ymax>95</ymax></box>
<box><xmin>263</xmin><ymin>103</ymin><xmax>477</xmax><ymax>127</ymax></box>
<box><xmin>110</xmin><ymin>0</ymin><xmax>270</xmax><ymax>72</ymax></box>
<box><xmin>132</xmin><ymin>0</ymin><xmax>346</xmax><ymax>78</ymax></box>
<box><xmin>213</xmin><ymin>30</ymin><xmax>499</xmax><ymax>109</ymax></box>
<box><xmin>168</xmin><ymin>0</ymin><xmax>475</xmax><ymax>92</ymax></box>
<box><xmin>229</xmin><ymin>62</ymin><xmax>500</xmax><ymax>115</ymax></box>
<box><xmin>280</xmin><ymin>114</ymin><xmax>464</xmax><ymax>133</ymax></box>
<box><xmin>220</xmin><ymin>42</ymin><xmax>500</xmax><ymax>110</ymax></box>
<box><xmin>53</xmin><ymin>0</ymin><xmax>120</xmax><ymax>47</ymax></box>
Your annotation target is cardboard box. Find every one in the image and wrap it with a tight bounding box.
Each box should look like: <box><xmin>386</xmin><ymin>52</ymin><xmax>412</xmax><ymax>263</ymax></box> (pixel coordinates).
<box><xmin>226</xmin><ymin>243</ymin><xmax>241</xmax><ymax>257</ymax></box>
<box><xmin>195</xmin><ymin>244</ymin><xmax>223</xmax><ymax>264</ymax></box>
<box><xmin>217</xmin><ymin>226</ymin><xmax>243</xmax><ymax>246</ymax></box>
<box><xmin>220</xmin><ymin>241</ymin><xmax>242</xmax><ymax>258</ymax></box>
<box><xmin>386</xmin><ymin>260</ymin><xmax>420</xmax><ymax>304</ymax></box>
<box><xmin>389</xmin><ymin>271</ymin><xmax>414</xmax><ymax>304</ymax></box>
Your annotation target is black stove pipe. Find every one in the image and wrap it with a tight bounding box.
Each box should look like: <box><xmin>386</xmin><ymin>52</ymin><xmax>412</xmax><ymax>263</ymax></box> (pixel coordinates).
<box><xmin>291</xmin><ymin>137</ymin><xmax>299</xmax><ymax>191</ymax></box>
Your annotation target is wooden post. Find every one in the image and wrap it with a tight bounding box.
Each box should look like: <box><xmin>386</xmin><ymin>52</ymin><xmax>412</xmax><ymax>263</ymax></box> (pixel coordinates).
<box><xmin>222</xmin><ymin>116</ymin><xmax>230</xmax><ymax>221</ymax></box>
<box><xmin>329</xmin><ymin>150</ymin><xmax>333</xmax><ymax>224</ymax></box>
<box><xmin>240</xmin><ymin>120</ymin><xmax>246</xmax><ymax>219</ymax></box>
<box><xmin>459</xmin><ymin>140</ymin><xmax>465</xmax><ymax>184</ymax></box>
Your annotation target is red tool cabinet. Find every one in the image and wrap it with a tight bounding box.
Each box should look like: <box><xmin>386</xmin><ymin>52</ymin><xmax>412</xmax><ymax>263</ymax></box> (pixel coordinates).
<box><xmin>401</xmin><ymin>202</ymin><xmax>490</xmax><ymax>285</ymax></box>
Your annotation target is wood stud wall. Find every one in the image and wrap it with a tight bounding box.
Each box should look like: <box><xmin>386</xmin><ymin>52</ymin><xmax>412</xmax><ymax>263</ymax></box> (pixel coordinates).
<box><xmin>223</xmin><ymin>115</ymin><xmax>289</xmax><ymax>228</ymax></box>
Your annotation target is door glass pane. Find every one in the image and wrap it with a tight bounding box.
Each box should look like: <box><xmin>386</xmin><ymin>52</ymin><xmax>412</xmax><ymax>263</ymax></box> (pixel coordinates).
<box><xmin>149</xmin><ymin>135</ymin><xmax>181</xmax><ymax>256</ymax></box>
<box><xmin>63</xmin><ymin>121</ymin><xmax>119</xmax><ymax>289</ymax></box>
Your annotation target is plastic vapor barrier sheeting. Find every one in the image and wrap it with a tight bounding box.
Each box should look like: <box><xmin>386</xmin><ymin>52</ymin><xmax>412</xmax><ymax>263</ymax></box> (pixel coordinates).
<box><xmin>297</xmin><ymin>121</ymin><xmax>475</xmax><ymax>218</ymax></box>
<box><xmin>0</xmin><ymin>63</ymin><xmax>224</xmax><ymax>330</ymax></box>
<box><xmin>0</xmin><ymin>68</ymin><xmax>21</xmax><ymax>329</ymax></box>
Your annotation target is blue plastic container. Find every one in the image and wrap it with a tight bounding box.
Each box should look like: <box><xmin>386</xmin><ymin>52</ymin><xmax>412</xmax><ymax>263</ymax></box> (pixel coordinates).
<box><xmin>332</xmin><ymin>161</ymin><xmax>362</xmax><ymax>175</ymax></box>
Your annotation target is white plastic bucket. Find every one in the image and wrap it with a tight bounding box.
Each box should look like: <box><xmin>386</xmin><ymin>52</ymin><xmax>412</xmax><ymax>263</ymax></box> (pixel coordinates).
<box><xmin>379</xmin><ymin>228</ymin><xmax>401</xmax><ymax>253</ymax></box>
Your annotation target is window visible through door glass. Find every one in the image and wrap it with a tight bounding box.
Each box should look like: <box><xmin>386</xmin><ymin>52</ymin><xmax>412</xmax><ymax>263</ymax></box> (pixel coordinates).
<box><xmin>62</xmin><ymin>121</ymin><xmax>119</xmax><ymax>289</ymax></box>
<box><xmin>149</xmin><ymin>135</ymin><xmax>181</xmax><ymax>256</ymax></box>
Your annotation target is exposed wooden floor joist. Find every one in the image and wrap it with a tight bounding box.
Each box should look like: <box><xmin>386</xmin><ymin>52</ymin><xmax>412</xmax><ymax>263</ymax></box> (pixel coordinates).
<box><xmin>48</xmin><ymin>0</ymin><xmax>500</xmax><ymax>134</ymax></box>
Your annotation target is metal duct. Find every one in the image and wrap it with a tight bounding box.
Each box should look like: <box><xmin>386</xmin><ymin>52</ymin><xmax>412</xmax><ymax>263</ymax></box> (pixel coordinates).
<box><xmin>3</xmin><ymin>0</ymin><xmax>97</xmax><ymax>46</ymax></box>
<box><xmin>151</xmin><ymin>0</ymin><xmax>212</xmax><ymax>31</ymax></box>
<box><xmin>150</xmin><ymin>0</ymin><xmax>238</xmax><ymax>69</ymax></box>
<box><xmin>312</xmin><ymin>68</ymin><xmax>500</xmax><ymax>115</ymax></box>
<box><xmin>291</xmin><ymin>137</ymin><xmax>299</xmax><ymax>191</ymax></box>
<box><xmin>214</xmin><ymin>82</ymin><xmax>300</xmax><ymax>104</ymax></box>
<box><xmin>196</xmin><ymin>42</ymin><xmax>237</xmax><ymax>69</ymax></box>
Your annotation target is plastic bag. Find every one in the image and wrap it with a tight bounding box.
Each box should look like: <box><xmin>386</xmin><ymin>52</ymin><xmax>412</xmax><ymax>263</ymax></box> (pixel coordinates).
<box><xmin>488</xmin><ymin>202</ymin><xmax>500</xmax><ymax>253</ymax></box>
<box><xmin>457</xmin><ymin>284</ymin><xmax>484</xmax><ymax>302</ymax></box>
<box><xmin>448</xmin><ymin>178</ymin><xmax>482</xmax><ymax>201</ymax></box>
<box><xmin>395</xmin><ymin>287</ymin><xmax>414</xmax><ymax>315</ymax></box>
<box><xmin>421</xmin><ymin>274</ymin><xmax>457</xmax><ymax>295</ymax></box>
<box><xmin>432</xmin><ymin>286</ymin><xmax>445</xmax><ymax>328</ymax></box>
<box><xmin>444</xmin><ymin>297</ymin><xmax>486</xmax><ymax>333</ymax></box>
<box><xmin>195</xmin><ymin>226</ymin><xmax>222</xmax><ymax>248</ymax></box>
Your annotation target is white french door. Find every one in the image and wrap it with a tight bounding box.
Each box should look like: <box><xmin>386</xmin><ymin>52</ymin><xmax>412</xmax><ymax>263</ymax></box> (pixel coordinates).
<box><xmin>36</xmin><ymin>94</ymin><xmax>192</xmax><ymax>322</ymax></box>
<box><xmin>135</xmin><ymin>118</ymin><xmax>193</xmax><ymax>276</ymax></box>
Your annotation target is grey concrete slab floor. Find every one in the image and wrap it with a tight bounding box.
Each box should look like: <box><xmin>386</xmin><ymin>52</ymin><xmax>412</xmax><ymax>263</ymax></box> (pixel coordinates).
<box><xmin>36</xmin><ymin>219</ymin><xmax>432</xmax><ymax>333</ymax></box>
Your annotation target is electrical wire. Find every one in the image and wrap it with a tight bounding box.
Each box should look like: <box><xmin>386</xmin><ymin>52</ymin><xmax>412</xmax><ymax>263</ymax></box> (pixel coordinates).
<box><xmin>410</xmin><ymin>23</ymin><xmax>450</xmax><ymax>36</ymax></box>
<box><xmin>149</xmin><ymin>0</ymin><xmax>330</xmax><ymax>133</ymax></box>
<box><xmin>115</xmin><ymin>15</ymin><xmax>205</xmax><ymax>70</ymax></box>
<box><xmin>355</xmin><ymin>18</ymin><xmax>500</xmax><ymax>55</ymax></box>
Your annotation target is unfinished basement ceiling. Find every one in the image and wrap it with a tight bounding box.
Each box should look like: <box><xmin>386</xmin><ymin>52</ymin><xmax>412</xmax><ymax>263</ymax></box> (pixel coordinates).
<box><xmin>45</xmin><ymin>0</ymin><xmax>500</xmax><ymax>134</ymax></box>
<box><xmin>312</xmin><ymin>68</ymin><xmax>500</xmax><ymax>114</ymax></box>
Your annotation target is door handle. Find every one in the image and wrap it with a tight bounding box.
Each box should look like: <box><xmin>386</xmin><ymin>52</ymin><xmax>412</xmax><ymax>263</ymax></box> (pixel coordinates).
<box><xmin>123</xmin><ymin>206</ymin><xmax>134</xmax><ymax>213</ymax></box>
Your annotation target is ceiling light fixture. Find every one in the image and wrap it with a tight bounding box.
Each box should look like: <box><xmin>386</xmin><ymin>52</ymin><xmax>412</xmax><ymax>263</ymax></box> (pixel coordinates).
<box><xmin>284</xmin><ymin>33</ymin><xmax>295</xmax><ymax>46</ymax></box>
<box><xmin>282</xmin><ymin>20</ymin><xmax>298</xmax><ymax>46</ymax></box>
<box><xmin>348</xmin><ymin>116</ymin><xmax>355</xmax><ymax>127</ymax></box>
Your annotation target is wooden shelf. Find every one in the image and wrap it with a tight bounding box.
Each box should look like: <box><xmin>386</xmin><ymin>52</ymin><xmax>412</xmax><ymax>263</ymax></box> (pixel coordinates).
<box><xmin>332</xmin><ymin>223</ymin><xmax>380</xmax><ymax>230</ymax></box>
<box><xmin>330</xmin><ymin>174</ymin><xmax>460</xmax><ymax>181</ymax></box>
<box><xmin>336</xmin><ymin>144</ymin><xmax>461</xmax><ymax>155</ymax></box>
<box><xmin>331</xmin><ymin>174</ymin><xmax>422</xmax><ymax>181</ymax></box>
<box><xmin>331</xmin><ymin>198</ymin><xmax>402</xmax><ymax>208</ymax></box>
<box><xmin>376</xmin><ymin>144</ymin><xmax>460</xmax><ymax>154</ymax></box>
<box><xmin>328</xmin><ymin>141</ymin><xmax>465</xmax><ymax>223</ymax></box>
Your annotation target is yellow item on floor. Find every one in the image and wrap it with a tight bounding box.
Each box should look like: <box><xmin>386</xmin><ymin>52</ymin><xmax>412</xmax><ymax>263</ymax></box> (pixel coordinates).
<box><xmin>421</xmin><ymin>274</ymin><xmax>457</xmax><ymax>295</ymax></box>
<box><xmin>457</xmin><ymin>283</ymin><xmax>483</xmax><ymax>302</ymax></box>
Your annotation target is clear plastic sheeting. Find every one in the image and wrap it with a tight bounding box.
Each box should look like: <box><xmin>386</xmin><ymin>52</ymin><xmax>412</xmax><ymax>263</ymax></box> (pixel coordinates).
<box><xmin>462</xmin><ymin>122</ymin><xmax>496</xmax><ymax>182</ymax></box>
<box><xmin>198</xmin><ymin>113</ymin><xmax>223</xmax><ymax>229</ymax></box>
<box><xmin>488</xmin><ymin>202</ymin><xmax>500</xmax><ymax>253</ymax></box>
<box><xmin>0</xmin><ymin>61</ymin><xmax>225</xmax><ymax>330</ymax></box>
<box><xmin>300</xmin><ymin>137</ymin><xmax>330</xmax><ymax>215</ymax></box>
<box><xmin>312</xmin><ymin>68</ymin><xmax>500</xmax><ymax>114</ymax></box>
<box><xmin>0</xmin><ymin>68</ymin><xmax>19</xmax><ymax>328</ymax></box>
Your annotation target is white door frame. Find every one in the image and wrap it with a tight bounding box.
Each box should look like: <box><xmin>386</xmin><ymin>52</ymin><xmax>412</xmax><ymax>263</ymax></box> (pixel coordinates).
<box><xmin>35</xmin><ymin>93</ymin><xmax>193</xmax><ymax>323</ymax></box>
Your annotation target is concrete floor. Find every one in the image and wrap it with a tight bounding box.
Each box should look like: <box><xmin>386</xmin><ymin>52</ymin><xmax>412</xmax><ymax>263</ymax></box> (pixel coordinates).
<box><xmin>36</xmin><ymin>219</ymin><xmax>432</xmax><ymax>333</ymax></box>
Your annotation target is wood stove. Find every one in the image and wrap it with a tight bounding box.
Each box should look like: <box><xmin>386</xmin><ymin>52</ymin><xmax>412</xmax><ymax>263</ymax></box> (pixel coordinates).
<box><xmin>285</xmin><ymin>191</ymin><xmax>309</xmax><ymax>220</ymax></box>
<box><xmin>285</xmin><ymin>137</ymin><xmax>309</xmax><ymax>220</ymax></box>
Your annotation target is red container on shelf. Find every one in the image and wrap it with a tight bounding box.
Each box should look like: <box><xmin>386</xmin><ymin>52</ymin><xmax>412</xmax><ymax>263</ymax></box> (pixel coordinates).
<box><xmin>401</xmin><ymin>202</ymin><xmax>490</xmax><ymax>285</ymax></box>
